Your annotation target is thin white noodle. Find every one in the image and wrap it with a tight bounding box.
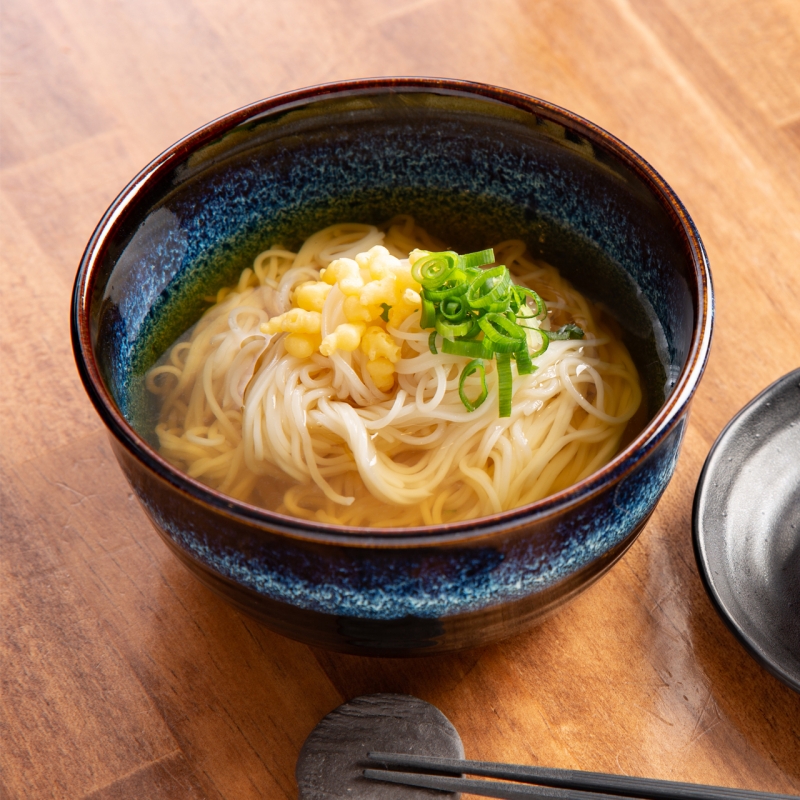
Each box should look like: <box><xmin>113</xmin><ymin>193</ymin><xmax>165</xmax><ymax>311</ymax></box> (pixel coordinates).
<box><xmin>148</xmin><ymin>219</ymin><xmax>642</xmax><ymax>526</ymax></box>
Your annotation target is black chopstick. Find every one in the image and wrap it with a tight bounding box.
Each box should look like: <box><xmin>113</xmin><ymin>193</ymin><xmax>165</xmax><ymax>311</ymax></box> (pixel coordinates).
<box><xmin>364</xmin><ymin>767</ymin><xmax>628</xmax><ymax>799</ymax></box>
<box><xmin>366</xmin><ymin>753</ymin><xmax>798</xmax><ymax>800</ymax></box>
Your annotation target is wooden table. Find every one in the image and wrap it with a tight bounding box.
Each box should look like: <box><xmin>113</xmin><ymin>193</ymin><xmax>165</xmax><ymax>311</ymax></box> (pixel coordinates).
<box><xmin>2</xmin><ymin>0</ymin><xmax>799</xmax><ymax>797</ymax></box>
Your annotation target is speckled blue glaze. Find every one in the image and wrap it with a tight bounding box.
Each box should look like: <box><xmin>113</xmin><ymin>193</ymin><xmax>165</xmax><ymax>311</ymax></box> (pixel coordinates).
<box><xmin>100</xmin><ymin>95</ymin><xmax>689</xmax><ymax>425</ymax></box>
<box><xmin>130</xmin><ymin>420</ymin><xmax>684</xmax><ymax>621</ymax></box>
<box><xmin>75</xmin><ymin>80</ymin><xmax>712</xmax><ymax>654</ymax></box>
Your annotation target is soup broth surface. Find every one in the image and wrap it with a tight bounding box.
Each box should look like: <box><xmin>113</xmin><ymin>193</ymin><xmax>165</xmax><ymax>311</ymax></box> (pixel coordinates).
<box><xmin>147</xmin><ymin>217</ymin><xmax>645</xmax><ymax>527</ymax></box>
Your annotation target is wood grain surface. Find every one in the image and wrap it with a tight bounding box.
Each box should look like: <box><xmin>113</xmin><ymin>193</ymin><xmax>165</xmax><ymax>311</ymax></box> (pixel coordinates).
<box><xmin>2</xmin><ymin>0</ymin><xmax>800</xmax><ymax>797</ymax></box>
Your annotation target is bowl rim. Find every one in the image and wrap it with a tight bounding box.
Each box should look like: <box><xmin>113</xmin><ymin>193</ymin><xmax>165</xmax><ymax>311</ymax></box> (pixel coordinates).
<box><xmin>72</xmin><ymin>76</ymin><xmax>714</xmax><ymax>547</ymax></box>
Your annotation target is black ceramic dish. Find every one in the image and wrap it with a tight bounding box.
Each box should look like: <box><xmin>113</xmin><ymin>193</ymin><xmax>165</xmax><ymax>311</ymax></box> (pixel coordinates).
<box><xmin>72</xmin><ymin>78</ymin><xmax>713</xmax><ymax>655</ymax></box>
<box><xmin>694</xmin><ymin>369</ymin><xmax>800</xmax><ymax>693</ymax></box>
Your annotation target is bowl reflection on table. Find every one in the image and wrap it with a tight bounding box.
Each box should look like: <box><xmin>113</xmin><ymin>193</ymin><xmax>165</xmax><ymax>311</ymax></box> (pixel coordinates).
<box><xmin>71</xmin><ymin>78</ymin><xmax>713</xmax><ymax>655</ymax></box>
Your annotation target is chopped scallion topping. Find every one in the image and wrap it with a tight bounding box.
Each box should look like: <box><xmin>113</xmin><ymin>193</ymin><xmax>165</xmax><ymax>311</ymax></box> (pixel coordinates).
<box><xmin>414</xmin><ymin>248</ymin><xmax>584</xmax><ymax>416</ymax></box>
<box><xmin>496</xmin><ymin>353</ymin><xmax>513</xmax><ymax>418</ymax></box>
<box><xmin>458</xmin><ymin>359</ymin><xmax>489</xmax><ymax>412</ymax></box>
<box><xmin>442</xmin><ymin>338</ymin><xmax>486</xmax><ymax>359</ymax></box>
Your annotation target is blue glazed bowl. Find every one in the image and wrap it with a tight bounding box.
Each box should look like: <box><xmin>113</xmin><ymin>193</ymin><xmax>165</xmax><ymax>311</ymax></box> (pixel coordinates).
<box><xmin>72</xmin><ymin>78</ymin><xmax>713</xmax><ymax>655</ymax></box>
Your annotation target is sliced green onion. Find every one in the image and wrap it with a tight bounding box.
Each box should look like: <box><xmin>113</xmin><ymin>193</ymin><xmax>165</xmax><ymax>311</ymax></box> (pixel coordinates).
<box><xmin>496</xmin><ymin>353</ymin><xmax>513</xmax><ymax>417</ymax></box>
<box><xmin>458</xmin><ymin>359</ymin><xmax>489</xmax><ymax>412</ymax></box>
<box><xmin>412</xmin><ymin>251</ymin><xmax>459</xmax><ymax>288</ymax></box>
<box><xmin>420</xmin><ymin>296</ymin><xmax>437</xmax><ymax>328</ymax></box>
<box><xmin>529</xmin><ymin>329</ymin><xmax>549</xmax><ymax>359</ymax></box>
<box><xmin>442</xmin><ymin>338</ymin><xmax>486</xmax><ymax>358</ymax></box>
<box><xmin>436</xmin><ymin>316</ymin><xmax>473</xmax><ymax>340</ymax></box>
<box><xmin>515</xmin><ymin>342</ymin><xmax>534</xmax><ymax>375</ymax></box>
<box><xmin>483</xmin><ymin>291</ymin><xmax>514</xmax><ymax>314</ymax></box>
<box><xmin>478</xmin><ymin>313</ymin><xmax>527</xmax><ymax>353</ymax></box>
<box><xmin>513</xmin><ymin>286</ymin><xmax>546</xmax><ymax>318</ymax></box>
<box><xmin>466</xmin><ymin>266</ymin><xmax>511</xmax><ymax>309</ymax></box>
<box><xmin>457</xmin><ymin>248</ymin><xmax>495</xmax><ymax>270</ymax></box>
<box><xmin>547</xmin><ymin>322</ymin><xmax>585</xmax><ymax>340</ymax></box>
<box><xmin>424</xmin><ymin>280</ymin><xmax>470</xmax><ymax>302</ymax></box>
<box><xmin>461</xmin><ymin>318</ymin><xmax>483</xmax><ymax>340</ymax></box>
<box><xmin>440</xmin><ymin>295</ymin><xmax>469</xmax><ymax>322</ymax></box>
<box><xmin>411</xmin><ymin>248</ymin><xmax>582</xmax><ymax>416</ymax></box>
<box><xmin>380</xmin><ymin>303</ymin><xmax>392</xmax><ymax>322</ymax></box>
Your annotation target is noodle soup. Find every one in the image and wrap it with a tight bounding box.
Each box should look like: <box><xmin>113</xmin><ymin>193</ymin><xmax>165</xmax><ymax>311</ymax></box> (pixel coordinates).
<box><xmin>147</xmin><ymin>217</ymin><xmax>643</xmax><ymax>527</ymax></box>
<box><xmin>74</xmin><ymin>80</ymin><xmax>712</xmax><ymax>651</ymax></box>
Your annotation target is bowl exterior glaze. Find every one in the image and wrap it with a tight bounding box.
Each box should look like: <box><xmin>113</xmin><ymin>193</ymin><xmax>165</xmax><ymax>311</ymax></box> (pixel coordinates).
<box><xmin>73</xmin><ymin>78</ymin><xmax>713</xmax><ymax>655</ymax></box>
<box><xmin>109</xmin><ymin>419</ymin><xmax>686</xmax><ymax>654</ymax></box>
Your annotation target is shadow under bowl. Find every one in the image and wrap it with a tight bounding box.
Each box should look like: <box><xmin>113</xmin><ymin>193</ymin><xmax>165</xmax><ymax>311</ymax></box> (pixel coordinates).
<box><xmin>72</xmin><ymin>78</ymin><xmax>713</xmax><ymax>655</ymax></box>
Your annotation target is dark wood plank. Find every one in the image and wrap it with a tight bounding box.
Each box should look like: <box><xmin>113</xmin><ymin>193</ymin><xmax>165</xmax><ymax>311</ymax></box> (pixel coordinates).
<box><xmin>0</xmin><ymin>432</ymin><xmax>343</xmax><ymax>799</ymax></box>
<box><xmin>83</xmin><ymin>752</ymin><xmax>210</xmax><ymax>800</ymax></box>
<box><xmin>0</xmin><ymin>469</ymin><xmax>180</xmax><ymax>797</ymax></box>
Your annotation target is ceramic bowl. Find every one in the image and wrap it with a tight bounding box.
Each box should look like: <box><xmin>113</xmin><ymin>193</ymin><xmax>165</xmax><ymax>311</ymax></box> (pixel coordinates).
<box><xmin>72</xmin><ymin>78</ymin><xmax>713</xmax><ymax>655</ymax></box>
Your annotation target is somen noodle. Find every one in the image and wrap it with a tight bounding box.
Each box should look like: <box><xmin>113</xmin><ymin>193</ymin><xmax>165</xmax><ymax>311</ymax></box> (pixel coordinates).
<box><xmin>146</xmin><ymin>217</ymin><xmax>642</xmax><ymax>527</ymax></box>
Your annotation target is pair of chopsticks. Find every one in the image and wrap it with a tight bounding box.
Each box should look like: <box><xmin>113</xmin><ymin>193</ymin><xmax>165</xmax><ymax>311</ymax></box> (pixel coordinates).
<box><xmin>364</xmin><ymin>752</ymin><xmax>798</xmax><ymax>800</ymax></box>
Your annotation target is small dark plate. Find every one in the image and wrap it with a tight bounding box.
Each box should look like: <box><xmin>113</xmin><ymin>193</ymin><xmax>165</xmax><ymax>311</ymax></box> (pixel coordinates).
<box><xmin>694</xmin><ymin>368</ymin><xmax>800</xmax><ymax>693</ymax></box>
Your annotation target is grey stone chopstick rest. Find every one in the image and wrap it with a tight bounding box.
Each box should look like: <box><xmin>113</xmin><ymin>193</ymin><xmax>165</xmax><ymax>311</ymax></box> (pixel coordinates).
<box><xmin>297</xmin><ymin>693</ymin><xmax>464</xmax><ymax>798</ymax></box>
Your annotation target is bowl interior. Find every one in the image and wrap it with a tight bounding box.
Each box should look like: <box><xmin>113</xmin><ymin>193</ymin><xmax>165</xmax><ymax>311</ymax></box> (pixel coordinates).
<box><xmin>88</xmin><ymin>86</ymin><xmax>696</xmax><ymax>459</ymax></box>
